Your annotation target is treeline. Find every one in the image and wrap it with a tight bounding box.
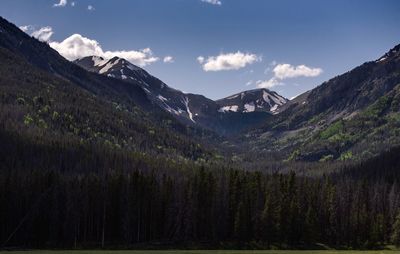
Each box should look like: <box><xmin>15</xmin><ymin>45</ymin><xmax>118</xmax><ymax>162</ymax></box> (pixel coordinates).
<box><xmin>1</xmin><ymin>146</ymin><xmax>400</xmax><ymax>249</ymax></box>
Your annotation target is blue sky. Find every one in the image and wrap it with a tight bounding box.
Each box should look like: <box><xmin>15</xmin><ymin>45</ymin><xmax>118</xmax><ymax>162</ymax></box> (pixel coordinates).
<box><xmin>1</xmin><ymin>0</ymin><xmax>399</xmax><ymax>100</ymax></box>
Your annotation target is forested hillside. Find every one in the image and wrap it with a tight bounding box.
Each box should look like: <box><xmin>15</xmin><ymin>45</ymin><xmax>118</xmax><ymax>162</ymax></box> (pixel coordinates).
<box><xmin>1</xmin><ymin>137</ymin><xmax>400</xmax><ymax>249</ymax></box>
<box><xmin>241</xmin><ymin>44</ymin><xmax>400</xmax><ymax>163</ymax></box>
<box><xmin>0</xmin><ymin>16</ymin><xmax>225</xmax><ymax>163</ymax></box>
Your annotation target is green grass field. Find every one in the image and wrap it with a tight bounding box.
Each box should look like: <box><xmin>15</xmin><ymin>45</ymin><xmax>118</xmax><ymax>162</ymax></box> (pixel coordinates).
<box><xmin>0</xmin><ymin>250</ymin><xmax>398</xmax><ymax>254</ymax></box>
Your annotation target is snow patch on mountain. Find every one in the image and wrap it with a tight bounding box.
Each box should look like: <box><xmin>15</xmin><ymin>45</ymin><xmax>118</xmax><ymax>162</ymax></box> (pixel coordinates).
<box><xmin>270</xmin><ymin>104</ymin><xmax>278</xmax><ymax>113</ymax></box>
<box><xmin>244</xmin><ymin>102</ymin><xmax>255</xmax><ymax>112</ymax></box>
<box><xmin>92</xmin><ymin>56</ymin><xmax>108</xmax><ymax>67</ymax></box>
<box><xmin>218</xmin><ymin>105</ymin><xmax>239</xmax><ymax>113</ymax></box>
<box><xmin>99</xmin><ymin>59</ymin><xmax>118</xmax><ymax>74</ymax></box>
<box><xmin>262</xmin><ymin>91</ymin><xmax>271</xmax><ymax>104</ymax></box>
<box><xmin>226</xmin><ymin>94</ymin><xmax>239</xmax><ymax>100</ymax></box>
<box><xmin>217</xmin><ymin>89</ymin><xmax>288</xmax><ymax>114</ymax></box>
<box><xmin>157</xmin><ymin>95</ymin><xmax>168</xmax><ymax>102</ymax></box>
<box><xmin>270</xmin><ymin>94</ymin><xmax>286</xmax><ymax>105</ymax></box>
<box><xmin>377</xmin><ymin>57</ymin><xmax>387</xmax><ymax>63</ymax></box>
<box><xmin>182</xmin><ymin>97</ymin><xmax>195</xmax><ymax>122</ymax></box>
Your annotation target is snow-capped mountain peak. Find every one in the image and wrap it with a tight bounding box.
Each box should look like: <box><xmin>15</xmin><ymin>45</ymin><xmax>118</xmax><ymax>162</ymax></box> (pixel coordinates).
<box><xmin>74</xmin><ymin>56</ymin><xmax>288</xmax><ymax>132</ymax></box>
<box><xmin>216</xmin><ymin>88</ymin><xmax>288</xmax><ymax>114</ymax></box>
<box><xmin>74</xmin><ymin>56</ymin><xmax>200</xmax><ymax>124</ymax></box>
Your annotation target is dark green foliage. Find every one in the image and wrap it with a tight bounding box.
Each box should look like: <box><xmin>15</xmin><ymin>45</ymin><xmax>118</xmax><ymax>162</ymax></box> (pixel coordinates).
<box><xmin>319</xmin><ymin>120</ymin><xmax>344</xmax><ymax>140</ymax></box>
<box><xmin>392</xmin><ymin>212</ymin><xmax>400</xmax><ymax>247</ymax></box>
<box><xmin>1</xmin><ymin>126</ymin><xmax>400</xmax><ymax>249</ymax></box>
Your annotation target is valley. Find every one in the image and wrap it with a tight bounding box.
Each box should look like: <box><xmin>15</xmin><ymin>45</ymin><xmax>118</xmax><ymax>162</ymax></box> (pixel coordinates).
<box><xmin>0</xmin><ymin>2</ymin><xmax>400</xmax><ymax>251</ymax></box>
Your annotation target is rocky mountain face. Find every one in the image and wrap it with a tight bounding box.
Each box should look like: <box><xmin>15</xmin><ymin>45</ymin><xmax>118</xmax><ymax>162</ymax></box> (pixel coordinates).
<box><xmin>74</xmin><ymin>56</ymin><xmax>202</xmax><ymax>124</ymax></box>
<box><xmin>75</xmin><ymin>56</ymin><xmax>288</xmax><ymax>135</ymax></box>
<box><xmin>216</xmin><ymin>88</ymin><xmax>288</xmax><ymax>114</ymax></box>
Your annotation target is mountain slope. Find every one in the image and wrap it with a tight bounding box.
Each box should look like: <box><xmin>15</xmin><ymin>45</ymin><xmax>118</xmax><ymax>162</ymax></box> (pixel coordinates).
<box><xmin>273</xmin><ymin>44</ymin><xmax>400</xmax><ymax>129</ymax></box>
<box><xmin>0</xmin><ymin>16</ymin><xmax>217</xmax><ymax>161</ymax></box>
<box><xmin>0</xmin><ymin>18</ymin><xmax>157</xmax><ymax>112</ymax></box>
<box><xmin>216</xmin><ymin>88</ymin><xmax>288</xmax><ymax>114</ymax></box>
<box><xmin>75</xmin><ymin>56</ymin><xmax>288</xmax><ymax>135</ymax></box>
<box><xmin>243</xmin><ymin>44</ymin><xmax>400</xmax><ymax>162</ymax></box>
<box><xmin>74</xmin><ymin>56</ymin><xmax>206</xmax><ymax>124</ymax></box>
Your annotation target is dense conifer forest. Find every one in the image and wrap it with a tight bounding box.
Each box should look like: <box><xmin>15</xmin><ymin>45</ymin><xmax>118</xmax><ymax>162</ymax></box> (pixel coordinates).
<box><xmin>1</xmin><ymin>126</ymin><xmax>400</xmax><ymax>249</ymax></box>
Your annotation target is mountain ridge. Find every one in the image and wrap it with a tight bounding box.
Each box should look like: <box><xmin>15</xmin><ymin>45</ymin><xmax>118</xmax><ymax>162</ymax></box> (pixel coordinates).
<box><xmin>216</xmin><ymin>88</ymin><xmax>288</xmax><ymax>114</ymax></box>
<box><xmin>74</xmin><ymin>55</ymin><xmax>288</xmax><ymax>134</ymax></box>
<box><xmin>241</xmin><ymin>43</ymin><xmax>400</xmax><ymax>162</ymax></box>
<box><xmin>2</xmin><ymin>15</ymin><xmax>400</xmax><ymax>163</ymax></box>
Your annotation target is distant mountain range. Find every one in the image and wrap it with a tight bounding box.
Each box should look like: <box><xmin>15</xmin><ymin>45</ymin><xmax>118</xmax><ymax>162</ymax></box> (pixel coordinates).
<box><xmin>75</xmin><ymin>55</ymin><xmax>288</xmax><ymax>134</ymax></box>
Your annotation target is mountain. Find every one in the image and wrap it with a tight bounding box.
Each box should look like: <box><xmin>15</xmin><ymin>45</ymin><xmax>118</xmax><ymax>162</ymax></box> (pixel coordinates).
<box><xmin>243</xmin><ymin>44</ymin><xmax>400</xmax><ymax>162</ymax></box>
<box><xmin>74</xmin><ymin>56</ymin><xmax>212</xmax><ymax>125</ymax></box>
<box><xmin>276</xmin><ymin>44</ymin><xmax>400</xmax><ymax>128</ymax></box>
<box><xmin>3</xmin><ymin>14</ymin><xmax>399</xmax><ymax>164</ymax></box>
<box><xmin>216</xmin><ymin>88</ymin><xmax>288</xmax><ymax>114</ymax></box>
<box><xmin>0</xmin><ymin>19</ymin><xmax>158</xmax><ymax>112</ymax></box>
<box><xmin>0</xmin><ymin>16</ymin><xmax>218</xmax><ymax>161</ymax></box>
<box><xmin>75</xmin><ymin>56</ymin><xmax>288</xmax><ymax>135</ymax></box>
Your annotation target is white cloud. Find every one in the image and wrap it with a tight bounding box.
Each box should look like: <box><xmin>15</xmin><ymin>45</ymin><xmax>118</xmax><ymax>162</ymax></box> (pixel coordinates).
<box><xmin>103</xmin><ymin>48</ymin><xmax>158</xmax><ymax>67</ymax></box>
<box><xmin>256</xmin><ymin>78</ymin><xmax>283</xmax><ymax>89</ymax></box>
<box><xmin>71</xmin><ymin>2</ymin><xmax>75</xmax><ymax>7</ymax></box>
<box><xmin>264</xmin><ymin>60</ymin><xmax>277</xmax><ymax>74</ymax></box>
<box><xmin>87</xmin><ymin>5</ymin><xmax>94</xmax><ymax>11</ymax></box>
<box><xmin>20</xmin><ymin>25</ymin><xmax>54</xmax><ymax>42</ymax></box>
<box><xmin>53</xmin><ymin>0</ymin><xmax>67</xmax><ymax>7</ymax></box>
<box><xmin>49</xmin><ymin>33</ymin><xmax>159</xmax><ymax>66</ymax></box>
<box><xmin>197</xmin><ymin>56</ymin><xmax>205</xmax><ymax>64</ymax></box>
<box><xmin>198</xmin><ymin>51</ymin><xmax>261</xmax><ymax>72</ymax></box>
<box><xmin>257</xmin><ymin>63</ymin><xmax>322</xmax><ymax>89</ymax></box>
<box><xmin>19</xmin><ymin>25</ymin><xmax>31</xmax><ymax>33</ymax></box>
<box><xmin>273</xmin><ymin>63</ymin><xmax>322</xmax><ymax>79</ymax></box>
<box><xmin>31</xmin><ymin>27</ymin><xmax>54</xmax><ymax>42</ymax></box>
<box><xmin>163</xmin><ymin>56</ymin><xmax>174</xmax><ymax>63</ymax></box>
<box><xmin>201</xmin><ymin>0</ymin><xmax>222</xmax><ymax>5</ymax></box>
<box><xmin>49</xmin><ymin>34</ymin><xmax>103</xmax><ymax>60</ymax></box>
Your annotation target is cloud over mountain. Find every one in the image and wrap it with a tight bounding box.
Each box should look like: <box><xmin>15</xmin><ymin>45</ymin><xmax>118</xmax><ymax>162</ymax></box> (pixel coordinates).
<box><xmin>257</xmin><ymin>63</ymin><xmax>322</xmax><ymax>89</ymax></box>
<box><xmin>19</xmin><ymin>25</ymin><xmax>159</xmax><ymax>67</ymax></box>
<box><xmin>19</xmin><ymin>25</ymin><xmax>53</xmax><ymax>42</ymax></box>
<box><xmin>50</xmin><ymin>34</ymin><xmax>158</xmax><ymax>66</ymax></box>
<box><xmin>198</xmin><ymin>51</ymin><xmax>261</xmax><ymax>71</ymax></box>
<box><xmin>273</xmin><ymin>64</ymin><xmax>322</xmax><ymax>79</ymax></box>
